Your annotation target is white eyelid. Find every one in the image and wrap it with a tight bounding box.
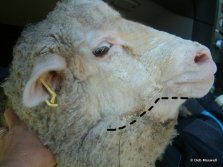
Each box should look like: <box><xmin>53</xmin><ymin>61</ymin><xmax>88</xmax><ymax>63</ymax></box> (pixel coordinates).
<box><xmin>95</xmin><ymin>41</ymin><xmax>112</xmax><ymax>50</ymax></box>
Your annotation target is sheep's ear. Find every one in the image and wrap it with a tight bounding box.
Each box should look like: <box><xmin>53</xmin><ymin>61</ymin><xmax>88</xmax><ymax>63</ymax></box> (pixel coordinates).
<box><xmin>23</xmin><ymin>54</ymin><xmax>66</xmax><ymax>107</ymax></box>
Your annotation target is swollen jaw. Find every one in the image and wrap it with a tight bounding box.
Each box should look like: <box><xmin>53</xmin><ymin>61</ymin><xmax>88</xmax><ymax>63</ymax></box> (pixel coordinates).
<box><xmin>149</xmin><ymin>99</ymin><xmax>184</xmax><ymax>122</ymax></box>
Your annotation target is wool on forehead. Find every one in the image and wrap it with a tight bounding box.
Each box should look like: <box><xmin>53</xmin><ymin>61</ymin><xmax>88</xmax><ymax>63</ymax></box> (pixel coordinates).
<box><xmin>50</xmin><ymin>0</ymin><xmax>121</xmax><ymax>29</ymax></box>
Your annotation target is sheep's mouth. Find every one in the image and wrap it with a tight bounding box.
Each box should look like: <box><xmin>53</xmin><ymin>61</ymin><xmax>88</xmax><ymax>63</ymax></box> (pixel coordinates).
<box><xmin>175</xmin><ymin>74</ymin><xmax>215</xmax><ymax>85</ymax></box>
<box><xmin>162</xmin><ymin>72</ymin><xmax>215</xmax><ymax>98</ymax></box>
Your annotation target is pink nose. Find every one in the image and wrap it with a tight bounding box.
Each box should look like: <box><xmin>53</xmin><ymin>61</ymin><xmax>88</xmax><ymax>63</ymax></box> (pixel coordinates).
<box><xmin>194</xmin><ymin>52</ymin><xmax>209</xmax><ymax>64</ymax></box>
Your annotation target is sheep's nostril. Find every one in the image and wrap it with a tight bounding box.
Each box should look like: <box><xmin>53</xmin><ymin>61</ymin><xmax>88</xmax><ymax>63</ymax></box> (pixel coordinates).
<box><xmin>194</xmin><ymin>53</ymin><xmax>209</xmax><ymax>64</ymax></box>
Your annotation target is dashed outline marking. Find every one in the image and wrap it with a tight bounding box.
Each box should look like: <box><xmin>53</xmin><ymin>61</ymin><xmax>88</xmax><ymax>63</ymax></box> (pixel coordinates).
<box><xmin>181</xmin><ymin>97</ymin><xmax>189</xmax><ymax>99</ymax></box>
<box><xmin>107</xmin><ymin>96</ymin><xmax>189</xmax><ymax>131</ymax></box>
<box><xmin>148</xmin><ymin>106</ymin><xmax>154</xmax><ymax>111</ymax></box>
<box><xmin>129</xmin><ymin>120</ymin><xmax>136</xmax><ymax>125</ymax></box>
<box><xmin>118</xmin><ymin>126</ymin><xmax>126</xmax><ymax>130</ymax></box>
<box><xmin>154</xmin><ymin>98</ymin><xmax>160</xmax><ymax>103</ymax></box>
<box><xmin>107</xmin><ymin>128</ymin><xmax>117</xmax><ymax>131</ymax></box>
<box><xmin>139</xmin><ymin>111</ymin><xmax>146</xmax><ymax>117</ymax></box>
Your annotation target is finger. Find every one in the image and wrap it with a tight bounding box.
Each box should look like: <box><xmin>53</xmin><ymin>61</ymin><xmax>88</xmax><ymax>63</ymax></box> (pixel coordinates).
<box><xmin>0</xmin><ymin>127</ymin><xmax>8</xmax><ymax>138</ymax></box>
<box><xmin>4</xmin><ymin>108</ymin><xmax>23</xmax><ymax>129</ymax></box>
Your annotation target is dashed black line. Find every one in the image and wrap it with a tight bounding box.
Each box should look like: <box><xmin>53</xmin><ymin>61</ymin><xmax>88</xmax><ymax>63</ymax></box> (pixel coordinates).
<box><xmin>154</xmin><ymin>98</ymin><xmax>160</xmax><ymax>104</ymax></box>
<box><xmin>148</xmin><ymin>106</ymin><xmax>154</xmax><ymax>111</ymax></box>
<box><xmin>139</xmin><ymin>111</ymin><xmax>147</xmax><ymax>117</ymax></box>
<box><xmin>107</xmin><ymin>96</ymin><xmax>189</xmax><ymax>131</ymax></box>
<box><xmin>107</xmin><ymin>128</ymin><xmax>117</xmax><ymax>131</ymax></box>
<box><xmin>181</xmin><ymin>97</ymin><xmax>189</xmax><ymax>99</ymax></box>
<box><xmin>118</xmin><ymin>126</ymin><xmax>126</xmax><ymax>130</ymax></box>
<box><xmin>130</xmin><ymin>120</ymin><xmax>136</xmax><ymax>125</ymax></box>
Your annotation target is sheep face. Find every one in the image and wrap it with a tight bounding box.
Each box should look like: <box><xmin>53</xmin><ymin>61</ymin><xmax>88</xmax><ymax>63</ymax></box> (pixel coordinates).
<box><xmin>19</xmin><ymin>0</ymin><xmax>216</xmax><ymax>120</ymax></box>
<box><xmin>4</xmin><ymin>0</ymin><xmax>217</xmax><ymax>166</ymax></box>
<box><xmin>85</xmin><ymin>19</ymin><xmax>217</xmax><ymax>105</ymax></box>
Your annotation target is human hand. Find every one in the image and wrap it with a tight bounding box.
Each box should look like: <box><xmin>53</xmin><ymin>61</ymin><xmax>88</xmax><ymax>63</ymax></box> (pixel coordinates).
<box><xmin>0</xmin><ymin>108</ymin><xmax>56</xmax><ymax>167</ymax></box>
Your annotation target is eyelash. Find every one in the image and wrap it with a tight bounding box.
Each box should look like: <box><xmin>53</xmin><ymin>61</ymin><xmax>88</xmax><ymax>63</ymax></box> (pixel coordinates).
<box><xmin>93</xmin><ymin>42</ymin><xmax>113</xmax><ymax>58</ymax></box>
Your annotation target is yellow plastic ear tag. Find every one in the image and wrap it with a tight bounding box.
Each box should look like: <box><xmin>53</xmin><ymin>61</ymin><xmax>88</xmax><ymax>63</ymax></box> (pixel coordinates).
<box><xmin>39</xmin><ymin>78</ymin><xmax>58</xmax><ymax>108</ymax></box>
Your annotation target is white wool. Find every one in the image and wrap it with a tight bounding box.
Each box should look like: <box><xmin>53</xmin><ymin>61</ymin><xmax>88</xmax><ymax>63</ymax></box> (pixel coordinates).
<box><xmin>3</xmin><ymin>0</ymin><xmax>216</xmax><ymax>166</ymax></box>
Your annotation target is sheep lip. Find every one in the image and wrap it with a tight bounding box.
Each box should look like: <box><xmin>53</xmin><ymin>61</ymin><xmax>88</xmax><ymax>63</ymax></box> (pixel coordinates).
<box><xmin>165</xmin><ymin>70</ymin><xmax>215</xmax><ymax>86</ymax></box>
<box><xmin>175</xmin><ymin>74</ymin><xmax>215</xmax><ymax>85</ymax></box>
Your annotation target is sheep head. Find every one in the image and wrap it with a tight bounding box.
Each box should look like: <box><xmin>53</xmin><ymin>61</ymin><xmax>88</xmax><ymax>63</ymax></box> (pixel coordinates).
<box><xmin>3</xmin><ymin>0</ymin><xmax>216</xmax><ymax>166</ymax></box>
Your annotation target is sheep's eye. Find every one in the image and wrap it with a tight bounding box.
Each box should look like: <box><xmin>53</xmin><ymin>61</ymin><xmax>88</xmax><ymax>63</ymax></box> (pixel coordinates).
<box><xmin>93</xmin><ymin>42</ymin><xmax>112</xmax><ymax>57</ymax></box>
